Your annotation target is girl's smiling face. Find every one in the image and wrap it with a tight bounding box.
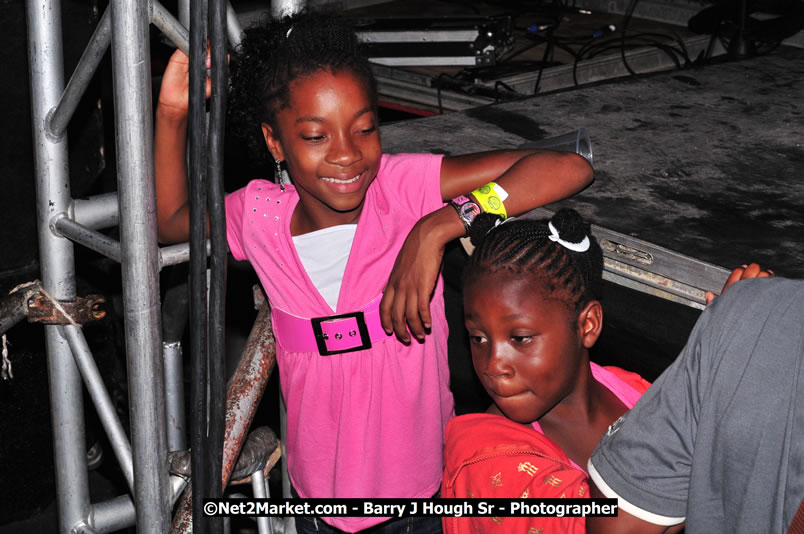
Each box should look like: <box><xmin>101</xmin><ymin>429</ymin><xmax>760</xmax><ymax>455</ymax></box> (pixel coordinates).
<box><xmin>262</xmin><ymin>69</ymin><xmax>382</xmax><ymax>233</ymax></box>
<box><xmin>463</xmin><ymin>271</ymin><xmax>599</xmax><ymax>424</ymax></box>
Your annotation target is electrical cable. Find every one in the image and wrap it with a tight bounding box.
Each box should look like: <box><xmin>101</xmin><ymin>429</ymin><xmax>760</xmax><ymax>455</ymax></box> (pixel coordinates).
<box><xmin>207</xmin><ymin>0</ymin><xmax>227</xmax><ymax>530</ymax></box>
<box><xmin>532</xmin><ymin>27</ymin><xmax>556</xmax><ymax>94</ymax></box>
<box><xmin>493</xmin><ymin>80</ymin><xmax>521</xmax><ymax>99</ymax></box>
<box><xmin>188</xmin><ymin>0</ymin><xmax>209</xmax><ymax>530</ymax></box>
<box><xmin>583</xmin><ymin>35</ymin><xmax>687</xmax><ymax>66</ymax></box>
<box><xmin>430</xmin><ymin>1</ymin><xmax>700</xmax><ymax>102</ymax></box>
<box><xmin>620</xmin><ymin>0</ymin><xmax>640</xmax><ymax>75</ymax></box>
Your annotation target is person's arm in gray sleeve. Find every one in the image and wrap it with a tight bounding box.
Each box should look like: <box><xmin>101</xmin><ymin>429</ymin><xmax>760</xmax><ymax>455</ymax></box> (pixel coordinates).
<box><xmin>585</xmin><ymin>300</ymin><xmax>718</xmax><ymax>533</ymax></box>
<box><xmin>587</xmin><ymin>484</ymin><xmax>685</xmax><ymax>534</ymax></box>
<box><xmin>587</xmin><ymin>277</ymin><xmax>803</xmax><ymax>534</ymax></box>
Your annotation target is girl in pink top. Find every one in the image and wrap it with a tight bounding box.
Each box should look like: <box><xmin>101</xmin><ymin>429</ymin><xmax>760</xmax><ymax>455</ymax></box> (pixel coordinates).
<box><xmin>154</xmin><ymin>12</ymin><xmax>593</xmax><ymax>533</ymax></box>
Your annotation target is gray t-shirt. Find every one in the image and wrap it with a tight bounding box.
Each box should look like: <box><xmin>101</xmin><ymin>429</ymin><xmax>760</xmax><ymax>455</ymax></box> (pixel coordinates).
<box><xmin>589</xmin><ymin>278</ymin><xmax>804</xmax><ymax>533</ymax></box>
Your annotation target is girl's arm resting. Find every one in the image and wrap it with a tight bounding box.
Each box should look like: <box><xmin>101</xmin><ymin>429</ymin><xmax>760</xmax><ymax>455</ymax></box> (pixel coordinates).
<box><xmin>440</xmin><ymin>150</ymin><xmax>594</xmax><ymax>214</ymax></box>
<box><xmin>380</xmin><ymin>205</ymin><xmax>465</xmax><ymax>344</ymax></box>
<box><xmin>380</xmin><ymin>150</ymin><xmax>593</xmax><ymax>342</ymax></box>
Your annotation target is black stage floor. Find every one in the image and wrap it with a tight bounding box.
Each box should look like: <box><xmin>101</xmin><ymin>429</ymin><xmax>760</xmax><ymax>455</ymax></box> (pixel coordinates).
<box><xmin>380</xmin><ymin>47</ymin><xmax>804</xmax><ymax>279</ymax></box>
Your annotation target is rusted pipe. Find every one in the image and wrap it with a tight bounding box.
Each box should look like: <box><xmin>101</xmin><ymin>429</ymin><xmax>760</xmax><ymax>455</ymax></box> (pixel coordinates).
<box><xmin>0</xmin><ymin>289</ymin><xmax>30</xmax><ymax>337</ymax></box>
<box><xmin>170</xmin><ymin>287</ymin><xmax>277</xmax><ymax>533</ymax></box>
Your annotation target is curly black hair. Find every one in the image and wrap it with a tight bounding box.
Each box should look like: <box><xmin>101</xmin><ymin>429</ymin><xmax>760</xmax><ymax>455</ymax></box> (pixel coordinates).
<box><xmin>465</xmin><ymin>208</ymin><xmax>604</xmax><ymax>314</ymax></box>
<box><xmin>228</xmin><ymin>11</ymin><xmax>377</xmax><ymax>167</ymax></box>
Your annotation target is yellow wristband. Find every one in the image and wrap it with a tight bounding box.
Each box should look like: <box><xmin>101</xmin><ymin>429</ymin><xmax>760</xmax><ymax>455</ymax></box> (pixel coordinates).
<box><xmin>471</xmin><ymin>182</ymin><xmax>508</xmax><ymax>219</ymax></box>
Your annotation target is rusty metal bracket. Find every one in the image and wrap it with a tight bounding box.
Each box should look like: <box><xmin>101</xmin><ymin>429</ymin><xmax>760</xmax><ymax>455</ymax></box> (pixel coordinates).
<box><xmin>27</xmin><ymin>293</ymin><xmax>106</xmax><ymax>325</ymax></box>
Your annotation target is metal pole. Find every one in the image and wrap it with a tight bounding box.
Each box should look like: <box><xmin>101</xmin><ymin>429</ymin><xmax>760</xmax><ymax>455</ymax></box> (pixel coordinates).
<box><xmin>109</xmin><ymin>0</ymin><xmax>170</xmax><ymax>528</ymax></box>
<box><xmin>91</xmin><ymin>496</ymin><xmax>136</xmax><ymax>534</ymax></box>
<box><xmin>160</xmin><ymin>243</ymin><xmax>191</xmax><ymax>269</ymax></box>
<box><xmin>226</xmin><ymin>1</ymin><xmax>243</xmax><ymax>46</ymax></box>
<box><xmin>207</xmin><ymin>0</ymin><xmax>228</xmax><ymax>528</ymax></box>
<box><xmin>187</xmin><ymin>0</ymin><xmax>210</xmax><ymax>518</ymax></box>
<box><xmin>54</xmin><ymin>215</ymin><xmax>122</xmax><ymax>263</ymax></box>
<box><xmin>178</xmin><ymin>0</ymin><xmax>190</xmax><ymax>29</ymax></box>
<box><xmin>163</xmin><ymin>340</ymin><xmax>187</xmax><ymax>451</ymax></box>
<box><xmin>251</xmin><ymin>470</ymin><xmax>273</xmax><ymax>534</ymax></box>
<box><xmin>0</xmin><ymin>290</ymin><xmax>30</xmax><ymax>338</ymax></box>
<box><xmin>90</xmin><ymin>475</ymin><xmax>188</xmax><ymax>533</ymax></box>
<box><xmin>47</xmin><ymin>6</ymin><xmax>112</xmax><ymax>139</ymax></box>
<box><xmin>71</xmin><ymin>193</ymin><xmax>119</xmax><ymax>229</ymax></box>
<box><xmin>26</xmin><ymin>0</ymin><xmax>90</xmax><ymax>530</ymax></box>
<box><xmin>151</xmin><ymin>0</ymin><xmax>190</xmax><ymax>54</ymax></box>
<box><xmin>62</xmin><ymin>325</ymin><xmax>135</xmax><ymax>492</ymax></box>
<box><xmin>271</xmin><ymin>0</ymin><xmax>306</xmax><ymax>18</ymax></box>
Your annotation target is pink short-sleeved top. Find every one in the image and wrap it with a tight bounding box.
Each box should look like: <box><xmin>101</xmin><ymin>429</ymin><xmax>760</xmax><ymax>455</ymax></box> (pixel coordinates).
<box><xmin>225</xmin><ymin>153</ymin><xmax>455</xmax><ymax>532</ymax></box>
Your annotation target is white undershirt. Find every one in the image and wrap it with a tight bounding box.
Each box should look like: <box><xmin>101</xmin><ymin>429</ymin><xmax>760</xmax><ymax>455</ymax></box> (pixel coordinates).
<box><xmin>292</xmin><ymin>224</ymin><xmax>357</xmax><ymax>311</ymax></box>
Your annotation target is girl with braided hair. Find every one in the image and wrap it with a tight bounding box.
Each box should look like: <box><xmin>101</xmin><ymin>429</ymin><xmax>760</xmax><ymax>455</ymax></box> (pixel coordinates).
<box><xmin>155</xmin><ymin>11</ymin><xmax>593</xmax><ymax>533</ymax></box>
<box><xmin>441</xmin><ymin>209</ymin><xmax>771</xmax><ymax>534</ymax></box>
<box><xmin>441</xmin><ymin>209</ymin><xmax>651</xmax><ymax>534</ymax></box>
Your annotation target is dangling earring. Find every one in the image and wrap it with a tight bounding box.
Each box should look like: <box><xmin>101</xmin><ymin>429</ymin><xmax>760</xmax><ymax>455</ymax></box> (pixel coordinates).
<box><xmin>275</xmin><ymin>158</ymin><xmax>286</xmax><ymax>192</ymax></box>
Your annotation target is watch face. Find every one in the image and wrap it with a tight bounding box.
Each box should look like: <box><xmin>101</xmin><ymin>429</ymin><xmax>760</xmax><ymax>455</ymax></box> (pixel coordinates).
<box><xmin>460</xmin><ymin>202</ymin><xmax>481</xmax><ymax>220</ymax></box>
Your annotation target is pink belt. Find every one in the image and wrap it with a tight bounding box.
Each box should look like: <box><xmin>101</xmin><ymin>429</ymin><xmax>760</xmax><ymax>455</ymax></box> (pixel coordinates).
<box><xmin>271</xmin><ymin>297</ymin><xmax>392</xmax><ymax>355</ymax></box>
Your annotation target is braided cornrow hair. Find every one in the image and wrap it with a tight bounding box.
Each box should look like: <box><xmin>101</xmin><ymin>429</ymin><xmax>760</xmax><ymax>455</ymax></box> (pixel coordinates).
<box><xmin>465</xmin><ymin>208</ymin><xmax>604</xmax><ymax>314</ymax></box>
<box><xmin>228</xmin><ymin>11</ymin><xmax>377</xmax><ymax>165</ymax></box>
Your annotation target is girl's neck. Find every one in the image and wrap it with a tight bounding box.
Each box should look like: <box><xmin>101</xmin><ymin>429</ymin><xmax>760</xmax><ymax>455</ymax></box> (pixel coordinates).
<box><xmin>538</xmin><ymin>362</ymin><xmax>600</xmax><ymax>427</ymax></box>
<box><xmin>537</xmin><ymin>363</ymin><xmax>629</xmax><ymax>469</ymax></box>
<box><xmin>290</xmin><ymin>197</ymin><xmax>364</xmax><ymax>236</ymax></box>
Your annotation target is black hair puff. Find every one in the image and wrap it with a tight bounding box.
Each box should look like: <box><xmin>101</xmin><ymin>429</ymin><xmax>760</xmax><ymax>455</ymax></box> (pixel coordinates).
<box><xmin>468</xmin><ymin>213</ymin><xmax>504</xmax><ymax>248</ymax></box>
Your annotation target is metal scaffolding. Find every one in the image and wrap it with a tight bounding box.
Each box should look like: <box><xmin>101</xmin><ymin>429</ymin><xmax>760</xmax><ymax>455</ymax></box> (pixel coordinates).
<box><xmin>24</xmin><ymin>0</ymin><xmax>303</xmax><ymax>531</ymax></box>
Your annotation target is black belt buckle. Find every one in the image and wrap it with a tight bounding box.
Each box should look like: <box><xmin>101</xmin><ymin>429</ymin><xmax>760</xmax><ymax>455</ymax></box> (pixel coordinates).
<box><xmin>311</xmin><ymin>311</ymin><xmax>372</xmax><ymax>356</ymax></box>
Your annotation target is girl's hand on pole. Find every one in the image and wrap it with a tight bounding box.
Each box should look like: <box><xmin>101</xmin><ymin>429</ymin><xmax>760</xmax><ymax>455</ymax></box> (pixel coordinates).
<box><xmin>157</xmin><ymin>48</ymin><xmax>212</xmax><ymax>121</ymax></box>
<box><xmin>154</xmin><ymin>47</ymin><xmax>215</xmax><ymax>244</ymax></box>
<box><xmin>157</xmin><ymin>49</ymin><xmax>192</xmax><ymax>119</ymax></box>
<box><xmin>705</xmin><ymin>263</ymin><xmax>774</xmax><ymax>305</ymax></box>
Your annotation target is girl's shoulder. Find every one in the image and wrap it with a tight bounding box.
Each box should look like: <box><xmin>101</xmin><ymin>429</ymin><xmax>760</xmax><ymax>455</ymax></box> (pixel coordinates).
<box><xmin>373</xmin><ymin>153</ymin><xmax>444</xmax><ymax>212</ymax></box>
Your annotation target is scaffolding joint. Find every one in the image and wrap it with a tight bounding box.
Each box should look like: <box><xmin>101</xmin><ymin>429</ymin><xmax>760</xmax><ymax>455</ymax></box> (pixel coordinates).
<box><xmin>27</xmin><ymin>292</ymin><xmax>106</xmax><ymax>325</ymax></box>
<box><xmin>49</xmin><ymin>211</ymin><xmax>68</xmax><ymax>237</ymax></box>
<box><xmin>43</xmin><ymin>108</ymin><xmax>64</xmax><ymax>143</ymax></box>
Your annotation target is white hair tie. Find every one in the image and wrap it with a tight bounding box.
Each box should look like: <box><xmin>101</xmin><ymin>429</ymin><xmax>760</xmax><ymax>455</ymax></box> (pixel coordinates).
<box><xmin>286</xmin><ymin>26</ymin><xmax>294</xmax><ymax>39</ymax></box>
<box><xmin>548</xmin><ymin>221</ymin><xmax>590</xmax><ymax>252</ymax></box>
<box><xmin>492</xmin><ymin>215</ymin><xmax>516</xmax><ymax>230</ymax></box>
